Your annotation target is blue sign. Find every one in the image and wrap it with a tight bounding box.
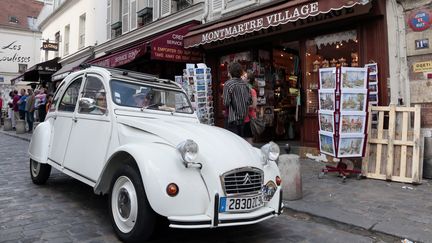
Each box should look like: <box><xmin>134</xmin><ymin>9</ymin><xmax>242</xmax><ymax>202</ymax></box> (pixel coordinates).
<box><xmin>409</xmin><ymin>11</ymin><xmax>431</xmax><ymax>31</ymax></box>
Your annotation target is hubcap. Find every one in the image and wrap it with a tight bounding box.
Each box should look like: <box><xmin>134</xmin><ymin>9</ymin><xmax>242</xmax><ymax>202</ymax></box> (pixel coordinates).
<box><xmin>31</xmin><ymin>160</ymin><xmax>40</xmax><ymax>177</ymax></box>
<box><xmin>111</xmin><ymin>176</ymin><xmax>138</xmax><ymax>233</ymax></box>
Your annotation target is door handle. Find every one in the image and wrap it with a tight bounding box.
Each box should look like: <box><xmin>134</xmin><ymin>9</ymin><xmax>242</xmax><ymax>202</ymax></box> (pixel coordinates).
<box><xmin>72</xmin><ymin>117</ymin><xmax>78</xmax><ymax>123</ymax></box>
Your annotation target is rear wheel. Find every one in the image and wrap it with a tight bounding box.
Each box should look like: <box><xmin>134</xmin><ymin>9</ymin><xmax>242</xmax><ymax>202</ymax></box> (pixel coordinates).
<box><xmin>30</xmin><ymin>159</ymin><xmax>51</xmax><ymax>185</ymax></box>
<box><xmin>109</xmin><ymin>165</ymin><xmax>155</xmax><ymax>242</ymax></box>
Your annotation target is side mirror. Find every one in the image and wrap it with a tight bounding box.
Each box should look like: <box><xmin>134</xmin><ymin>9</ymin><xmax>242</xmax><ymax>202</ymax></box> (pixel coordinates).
<box><xmin>79</xmin><ymin>97</ymin><xmax>96</xmax><ymax>110</ymax></box>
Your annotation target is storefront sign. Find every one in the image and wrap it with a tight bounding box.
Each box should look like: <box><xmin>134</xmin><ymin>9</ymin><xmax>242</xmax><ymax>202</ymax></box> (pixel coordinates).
<box><xmin>92</xmin><ymin>44</ymin><xmax>146</xmax><ymax>67</ymax></box>
<box><xmin>408</xmin><ymin>11</ymin><xmax>431</xmax><ymax>32</ymax></box>
<box><xmin>151</xmin><ymin>25</ymin><xmax>202</xmax><ymax>62</ymax></box>
<box><xmin>413</xmin><ymin>60</ymin><xmax>432</xmax><ymax>73</ymax></box>
<box><xmin>415</xmin><ymin>39</ymin><xmax>429</xmax><ymax>50</ymax></box>
<box><xmin>42</xmin><ymin>42</ymin><xmax>59</xmax><ymax>51</ymax></box>
<box><xmin>184</xmin><ymin>0</ymin><xmax>370</xmax><ymax>48</ymax></box>
<box><xmin>0</xmin><ymin>41</ymin><xmax>31</xmax><ymax>63</ymax></box>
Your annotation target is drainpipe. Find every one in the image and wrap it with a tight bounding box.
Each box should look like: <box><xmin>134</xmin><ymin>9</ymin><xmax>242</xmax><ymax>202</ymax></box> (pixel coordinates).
<box><xmin>202</xmin><ymin>0</ymin><xmax>209</xmax><ymax>23</ymax></box>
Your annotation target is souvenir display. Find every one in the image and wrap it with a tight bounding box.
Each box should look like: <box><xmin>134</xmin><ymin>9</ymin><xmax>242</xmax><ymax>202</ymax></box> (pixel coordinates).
<box><xmin>365</xmin><ymin>63</ymin><xmax>379</xmax><ymax>124</ymax></box>
<box><xmin>318</xmin><ymin>66</ymin><xmax>368</xmax><ymax>158</ymax></box>
<box><xmin>178</xmin><ymin>64</ymin><xmax>214</xmax><ymax>125</ymax></box>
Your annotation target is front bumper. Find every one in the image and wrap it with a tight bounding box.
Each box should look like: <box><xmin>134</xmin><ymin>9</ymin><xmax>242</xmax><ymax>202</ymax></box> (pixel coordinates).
<box><xmin>168</xmin><ymin>190</ymin><xmax>283</xmax><ymax>229</ymax></box>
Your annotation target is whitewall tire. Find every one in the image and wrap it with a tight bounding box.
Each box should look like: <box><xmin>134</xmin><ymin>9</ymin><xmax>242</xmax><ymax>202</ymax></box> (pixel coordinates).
<box><xmin>109</xmin><ymin>165</ymin><xmax>155</xmax><ymax>242</ymax></box>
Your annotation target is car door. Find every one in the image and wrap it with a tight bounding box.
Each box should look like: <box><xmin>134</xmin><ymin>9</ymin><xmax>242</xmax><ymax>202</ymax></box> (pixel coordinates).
<box><xmin>63</xmin><ymin>74</ymin><xmax>111</xmax><ymax>182</ymax></box>
<box><xmin>48</xmin><ymin>76</ymin><xmax>83</xmax><ymax>166</ymax></box>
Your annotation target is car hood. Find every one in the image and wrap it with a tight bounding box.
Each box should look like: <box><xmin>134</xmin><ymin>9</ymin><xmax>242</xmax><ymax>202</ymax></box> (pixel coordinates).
<box><xmin>116</xmin><ymin>116</ymin><xmax>264</xmax><ymax>172</ymax></box>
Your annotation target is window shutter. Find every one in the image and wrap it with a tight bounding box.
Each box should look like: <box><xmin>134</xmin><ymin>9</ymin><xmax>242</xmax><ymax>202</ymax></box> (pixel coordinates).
<box><xmin>160</xmin><ymin>0</ymin><xmax>171</xmax><ymax>17</ymax></box>
<box><xmin>122</xmin><ymin>0</ymin><xmax>130</xmax><ymax>34</ymax></box>
<box><xmin>212</xmin><ymin>0</ymin><xmax>222</xmax><ymax>12</ymax></box>
<box><xmin>130</xmin><ymin>0</ymin><xmax>137</xmax><ymax>29</ymax></box>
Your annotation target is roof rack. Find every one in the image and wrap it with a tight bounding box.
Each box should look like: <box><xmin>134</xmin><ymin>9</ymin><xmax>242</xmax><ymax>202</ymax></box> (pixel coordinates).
<box><xmin>79</xmin><ymin>63</ymin><xmax>176</xmax><ymax>85</ymax></box>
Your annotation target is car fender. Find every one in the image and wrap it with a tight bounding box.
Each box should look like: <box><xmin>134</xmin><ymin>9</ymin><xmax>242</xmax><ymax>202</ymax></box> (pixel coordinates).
<box><xmin>95</xmin><ymin>143</ymin><xmax>210</xmax><ymax>217</ymax></box>
<box><xmin>28</xmin><ymin>120</ymin><xmax>51</xmax><ymax>163</ymax></box>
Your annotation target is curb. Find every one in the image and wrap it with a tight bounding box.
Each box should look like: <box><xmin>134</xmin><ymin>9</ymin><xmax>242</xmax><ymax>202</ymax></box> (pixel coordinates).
<box><xmin>0</xmin><ymin>129</ymin><xmax>31</xmax><ymax>142</ymax></box>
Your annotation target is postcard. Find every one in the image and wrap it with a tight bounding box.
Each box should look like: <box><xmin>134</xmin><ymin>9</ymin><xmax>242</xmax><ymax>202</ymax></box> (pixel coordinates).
<box><xmin>339</xmin><ymin>112</ymin><xmax>366</xmax><ymax>134</ymax></box>
<box><xmin>319</xmin><ymin>132</ymin><xmax>335</xmax><ymax>157</ymax></box>
<box><xmin>319</xmin><ymin>68</ymin><xmax>336</xmax><ymax>89</ymax></box>
<box><xmin>341</xmin><ymin>67</ymin><xmax>367</xmax><ymax>89</ymax></box>
<box><xmin>369</xmin><ymin>92</ymin><xmax>378</xmax><ymax>102</ymax></box>
<box><xmin>319</xmin><ymin>112</ymin><xmax>334</xmax><ymax>133</ymax></box>
<box><xmin>341</xmin><ymin>91</ymin><xmax>367</xmax><ymax>112</ymax></box>
<box><xmin>365</xmin><ymin>63</ymin><xmax>378</xmax><ymax>74</ymax></box>
<box><xmin>319</xmin><ymin>90</ymin><xmax>335</xmax><ymax>111</ymax></box>
<box><xmin>368</xmin><ymin>83</ymin><xmax>378</xmax><ymax>92</ymax></box>
<box><xmin>337</xmin><ymin>135</ymin><xmax>365</xmax><ymax>158</ymax></box>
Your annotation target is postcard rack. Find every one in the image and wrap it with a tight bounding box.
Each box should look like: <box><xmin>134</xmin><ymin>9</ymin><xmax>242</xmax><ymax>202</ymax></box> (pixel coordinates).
<box><xmin>317</xmin><ymin>66</ymin><xmax>369</xmax><ymax>181</ymax></box>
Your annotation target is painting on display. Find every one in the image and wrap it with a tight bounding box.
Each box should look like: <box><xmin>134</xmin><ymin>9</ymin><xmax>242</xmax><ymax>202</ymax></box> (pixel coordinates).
<box><xmin>341</xmin><ymin>67</ymin><xmax>367</xmax><ymax>89</ymax></box>
<box><xmin>341</xmin><ymin>91</ymin><xmax>367</xmax><ymax>112</ymax></box>
<box><xmin>319</xmin><ymin>68</ymin><xmax>336</xmax><ymax>89</ymax></box>
<box><xmin>337</xmin><ymin>135</ymin><xmax>365</xmax><ymax>158</ymax></box>
<box><xmin>319</xmin><ymin>90</ymin><xmax>335</xmax><ymax>111</ymax></box>
<box><xmin>339</xmin><ymin>112</ymin><xmax>366</xmax><ymax>134</ymax></box>
<box><xmin>319</xmin><ymin>132</ymin><xmax>336</xmax><ymax>157</ymax></box>
<box><xmin>319</xmin><ymin>112</ymin><xmax>334</xmax><ymax>133</ymax></box>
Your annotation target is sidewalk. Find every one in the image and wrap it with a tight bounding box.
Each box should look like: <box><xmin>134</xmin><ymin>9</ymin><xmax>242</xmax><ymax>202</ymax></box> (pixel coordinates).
<box><xmin>0</xmin><ymin>128</ymin><xmax>32</xmax><ymax>142</ymax></box>
<box><xmin>284</xmin><ymin>158</ymin><xmax>432</xmax><ymax>242</ymax></box>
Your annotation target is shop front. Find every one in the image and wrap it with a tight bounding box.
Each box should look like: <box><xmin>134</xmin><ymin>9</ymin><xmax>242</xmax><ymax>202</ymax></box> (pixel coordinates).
<box><xmin>10</xmin><ymin>57</ymin><xmax>61</xmax><ymax>90</ymax></box>
<box><xmin>89</xmin><ymin>22</ymin><xmax>202</xmax><ymax>80</ymax></box>
<box><xmin>184</xmin><ymin>0</ymin><xmax>389</xmax><ymax>147</ymax></box>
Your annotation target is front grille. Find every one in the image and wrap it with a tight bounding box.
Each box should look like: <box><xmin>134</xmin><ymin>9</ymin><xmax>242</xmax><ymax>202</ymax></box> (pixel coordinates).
<box><xmin>222</xmin><ymin>168</ymin><xmax>263</xmax><ymax>195</ymax></box>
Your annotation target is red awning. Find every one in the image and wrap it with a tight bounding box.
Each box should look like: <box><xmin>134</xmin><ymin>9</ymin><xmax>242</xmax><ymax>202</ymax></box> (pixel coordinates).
<box><xmin>89</xmin><ymin>43</ymin><xmax>147</xmax><ymax>68</ymax></box>
<box><xmin>184</xmin><ymin>0</ymin><xmax>370</xmax><ymax>48</ymax></box>
<box><xmin>89</xmin><ymin>22</ymin><xmax>202</xmax><ymax>67</ymax></box>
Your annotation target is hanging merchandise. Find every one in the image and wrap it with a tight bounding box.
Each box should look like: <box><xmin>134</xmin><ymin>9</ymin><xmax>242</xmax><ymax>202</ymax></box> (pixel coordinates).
<box><xmin>365</xmin><ymin>63</ymin><xmax>379</xmax><ymax>124</ymax></box>
<box><xmin>177</xmin><ymin>63</ymin><xmax>214</xmax><ymax>125</ymax></box>
<box><xmin>318</xmin><ymin>66</ymin><xmax>369</xmax><ymax>158</ymax></box>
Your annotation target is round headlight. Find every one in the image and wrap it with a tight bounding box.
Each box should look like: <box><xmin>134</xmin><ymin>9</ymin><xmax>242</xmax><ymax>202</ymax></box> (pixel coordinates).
<box><xmin>177</xmin><ymin>139</ymin><xmax>199</xmax><ymax>163</ymax></box>
<box><xmin>261</xmin><ymin>141</ymin><xmax>280</xmax><ymax>162</ymax></box>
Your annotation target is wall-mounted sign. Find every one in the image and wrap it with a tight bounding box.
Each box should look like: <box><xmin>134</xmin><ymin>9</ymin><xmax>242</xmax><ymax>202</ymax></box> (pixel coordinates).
<box><xmin>413</xmin><ymin>60</ymin><xmax>432</xmax><ymax>73</ymax></box>
<box><xmin>42</xmin><ymin>42</ymin><xmax>59</xmax><ymax>51</ymax></box>
<box><xmin>409</xmin><ymin>11</ymin><xmax>431</xmax><ymax>31</ymax></box>
<box><xmin>415</xmin><ymin>39</ymin><xmax>429</xmax><ymax>49</ymax></box>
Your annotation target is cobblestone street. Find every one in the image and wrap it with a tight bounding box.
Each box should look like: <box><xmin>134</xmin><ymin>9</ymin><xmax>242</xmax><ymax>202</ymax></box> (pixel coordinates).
<box><xmin>0</xmin><ymin>133</ymin><xmax>399</xmax><ymax>243</ymax></box>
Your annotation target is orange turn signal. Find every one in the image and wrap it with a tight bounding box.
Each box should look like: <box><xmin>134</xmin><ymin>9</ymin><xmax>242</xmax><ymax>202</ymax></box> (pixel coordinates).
<box><xmin>275</xmin><ymin>176</ymin><xmax>282</xmax><ymax>186</ymax></box>
<box><xmin>166</xmin><ymin>183</ymin><xmax>179</xmax><ymax>197</ymax></box>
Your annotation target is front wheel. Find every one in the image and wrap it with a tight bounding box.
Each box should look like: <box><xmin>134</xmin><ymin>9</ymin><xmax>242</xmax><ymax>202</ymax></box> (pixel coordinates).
<box><xmin>30</xmin><ymin>159</ymin><xmax>51</xmax><ymax>185</ymax></box>
<box><xmin>109</xmin><ymin>165</ymin><xmax>155</xmax><ymax>242</ymax></box>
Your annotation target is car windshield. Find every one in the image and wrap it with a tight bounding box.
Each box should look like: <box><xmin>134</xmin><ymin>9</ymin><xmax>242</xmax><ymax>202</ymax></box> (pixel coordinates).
<box><xmin>110</xmin><ymin>79</ymin><xmax>193</xmax><ymax>114</ymax></box>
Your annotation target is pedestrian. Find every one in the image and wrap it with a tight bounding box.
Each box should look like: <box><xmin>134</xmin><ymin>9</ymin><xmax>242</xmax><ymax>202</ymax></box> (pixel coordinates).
<box><xmin>39</xmin><ymin>88</ymin><xmax>48</xmax><ymax>121</ymax></box>
<box><xmin>7</xmin><ymin>91</ymin><xmax>15</xmax><ymax>129</ymax></box>
<box><xmin>242</xmin><ymin>71</ymin><xmax>257</xmax><ymax>144</ymax></box>
<box><xmin>12</xmin><ymin>90</ymin><xmax>20</xmax><ymax>127</ymax></box>
<box><xmin>25</xmin><ymin>89</ymin><xmax>35</xmax><ymax>132</ymax></box>
<box><xmin>45</xmin><ymin>93</ymin><xmax>53</xmax><ymax>113</ymax></box>
<box><xmin>0</xmin><ymin>93</ymin><xmax>3</xmax><ymax>125</ymax></box>
<box><xmin>17</xmin><ymin>89</ymin><xmax>27</xmax><ymax>120</ymax></box>
<box><xmin>222</xmin><ymin>62</ymin><xmax>252</xmax><ymax>136</ymax></box>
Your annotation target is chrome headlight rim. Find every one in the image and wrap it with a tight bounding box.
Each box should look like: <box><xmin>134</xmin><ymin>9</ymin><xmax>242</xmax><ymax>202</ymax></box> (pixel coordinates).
<box><xmin>261</xmin><ymin>141</ymin><xmax>280</xmax><ymax>163</ymax></box>
<box><xmin>176</xmin><ymin>139</ymin><xmax>199</xmax><ymax>163</ymax></box>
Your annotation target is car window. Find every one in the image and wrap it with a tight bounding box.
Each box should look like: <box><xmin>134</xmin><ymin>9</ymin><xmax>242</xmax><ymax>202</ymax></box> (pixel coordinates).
<box><xmin>110</xmin><ymin>79</ymin><xmax>193</xmax><ymax>114</ymax></box>
<box><xmin>50</xmin><ymin>82</ymin><xmax>65</xmax><ymax>112</ymax></box>
<box><xmin>79</xmin><ymin>76</ymin><xmax>107</xmax><ymax>115</ymax></box>
<box><xmin>58</xmin><ymin>77</ymin><xmax>83</xmax><ymax>112</ymax></box>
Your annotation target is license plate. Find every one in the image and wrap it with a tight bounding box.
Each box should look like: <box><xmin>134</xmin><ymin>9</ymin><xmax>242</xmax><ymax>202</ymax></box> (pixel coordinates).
<box><xmin>219</xmin><ymin>194</ymin><xmax>264</xmax><ymax>213</ymax></box>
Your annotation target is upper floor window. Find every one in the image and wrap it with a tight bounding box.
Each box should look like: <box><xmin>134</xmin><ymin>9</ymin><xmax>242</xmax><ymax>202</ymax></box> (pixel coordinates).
<box><xmin>64</xmin><ymin>25</ymin><xmax>70</xmax><ymax>55</ymax></box>
<box><xmin>54</xmin><ymin>32</ymin><xmax>60</xmax><ymax>57</ymax></box>
<box><xmin>9</xmin><ymin>16</ymin><xmax>19</xmax><ymax>24</ymax></box>
<box><xmin>79</xmin><ymin>14</ymin><xmax>86</xmax><ymax>49</ymax></box>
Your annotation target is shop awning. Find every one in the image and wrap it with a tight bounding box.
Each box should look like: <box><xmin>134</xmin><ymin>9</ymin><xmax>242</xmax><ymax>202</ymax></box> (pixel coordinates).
<box><xmin>89</xmin><ymin>22</ymin><xmax>202</xmax><ymax>67</ymax></box>
<box><xmin>184</xmin><ymin>0</ymin><xmax>370</xmax><ymax>48</ymax></box>
<box><xmin>11</xmin><ymin>57</ymin><xmax>60</xmax><ymax>83</ymax></box>
<box><xmin>52</xmin><ymin>54</ymin><xmax>94</xmax><ymax>81</ymax></box>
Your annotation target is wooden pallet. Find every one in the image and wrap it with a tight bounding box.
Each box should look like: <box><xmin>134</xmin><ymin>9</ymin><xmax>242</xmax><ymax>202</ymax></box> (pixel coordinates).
<box><xmin>362</xmin><ymin>105</ymin><xmax>423</xmax><ymax>184</ymax></box>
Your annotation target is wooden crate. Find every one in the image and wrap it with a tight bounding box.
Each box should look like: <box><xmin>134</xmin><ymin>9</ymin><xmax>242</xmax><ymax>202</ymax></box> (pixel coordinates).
<box><xmin>362</xmin><ymin>105</ymin><xmax>423</xmax><ymax>184</ymax></box>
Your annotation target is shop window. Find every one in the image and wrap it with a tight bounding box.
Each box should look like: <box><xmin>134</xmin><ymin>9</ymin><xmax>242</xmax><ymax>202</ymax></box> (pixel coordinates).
<box><xmin>305</xmin><ymin>30</ymin><xmax>359</xmax><ymax>114</ymax></box>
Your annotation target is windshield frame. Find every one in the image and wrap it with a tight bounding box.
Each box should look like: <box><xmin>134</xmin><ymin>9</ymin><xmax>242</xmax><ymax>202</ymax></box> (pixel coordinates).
<box><xmin>109</xmin><ymin>78</ymin><xmax>194</xmax><ymax>114</ymax></box>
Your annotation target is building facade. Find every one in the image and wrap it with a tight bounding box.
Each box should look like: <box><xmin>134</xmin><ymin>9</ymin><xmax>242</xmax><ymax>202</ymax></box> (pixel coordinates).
<box><xmin>0</xmin><ymin>0</ymin><xmax>44</xmax><ymax>104</ymax></box>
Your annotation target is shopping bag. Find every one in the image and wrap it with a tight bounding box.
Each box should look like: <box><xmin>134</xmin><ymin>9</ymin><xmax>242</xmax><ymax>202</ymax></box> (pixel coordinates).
<box><xmin>250</xmin><ymin>117</ymin><xmax>266</xmax><ymax>136</ymax></box>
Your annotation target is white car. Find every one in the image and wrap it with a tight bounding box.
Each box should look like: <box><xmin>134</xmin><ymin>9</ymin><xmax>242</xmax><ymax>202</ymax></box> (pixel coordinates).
<box><xmin>28</xmin><ymin>66</ymin><xmax>283</xmax><ymax>242</ymax></box>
